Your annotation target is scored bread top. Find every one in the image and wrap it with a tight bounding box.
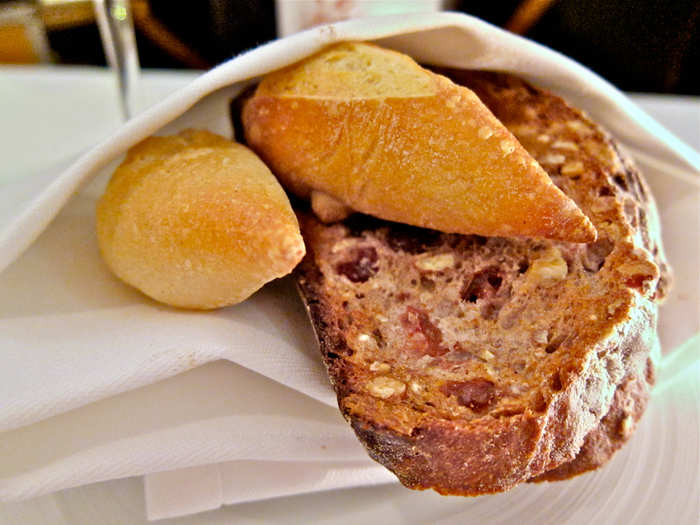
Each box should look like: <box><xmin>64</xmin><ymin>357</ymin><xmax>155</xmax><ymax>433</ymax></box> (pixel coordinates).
<box><xmin>256</xmin><ymin>42</ymin><xmax>435</xmax><ymax>99</ymax></box>
<box><xmin>243</xmin><ymin>42</ymin><xmax>597</xmax><ymax>243</ymax></box>
<box><xmin>294</xmin><ymin>71</ymin><xmax>670</xmax><ymax>494</ymax></box>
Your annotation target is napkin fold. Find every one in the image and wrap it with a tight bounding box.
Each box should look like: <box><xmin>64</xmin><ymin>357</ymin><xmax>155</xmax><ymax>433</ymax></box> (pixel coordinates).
<box><xmin>145</xmin><ymin>461</ymin><xmax>396</xmax><ymax>521</ymax></box>
<box><xmin>0</xmin><ymin>11</ymin><xmax>699</xmax><ymax>522</ymax></box>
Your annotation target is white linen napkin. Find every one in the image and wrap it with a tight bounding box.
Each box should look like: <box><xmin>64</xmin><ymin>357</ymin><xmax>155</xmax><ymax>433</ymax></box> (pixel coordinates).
<box><xmin>145</xmin><ymin>461</ymin><xmax>396</xmax><ymax>521</ymax></box>
<box><xmin>0</xmin><ymin>11</ymin><xmax>698</xmax><ymax>521</ymax></box>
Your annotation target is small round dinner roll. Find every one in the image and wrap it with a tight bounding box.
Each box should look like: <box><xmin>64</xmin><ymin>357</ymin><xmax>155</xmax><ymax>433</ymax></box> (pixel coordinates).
<box><xmin>96</xmin><ymin>129</ymin><xmax>306</xmax><ymax>309</ymax></box>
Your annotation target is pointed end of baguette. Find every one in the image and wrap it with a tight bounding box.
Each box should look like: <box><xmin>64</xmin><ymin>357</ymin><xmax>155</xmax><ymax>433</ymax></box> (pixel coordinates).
<box><xmin>550</xmin><ymin>203</ymin><xmax>598</xmax><ymax>243</ymax></box>
<box><xmin>515</xmin><ymin>161</ymin><xmax>598</xmax><ymax>243</ymax></box>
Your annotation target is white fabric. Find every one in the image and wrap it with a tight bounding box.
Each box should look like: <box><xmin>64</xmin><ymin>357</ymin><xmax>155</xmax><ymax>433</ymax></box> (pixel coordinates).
<box><xmin>145</xmin><ymin>461</ymin><xmax>396</xmax><ymax>521</ymax></box>
<box><xmin>0</xmin><ymin>12</ymin><xmax>698</xmax><ymax>522</ymax></box>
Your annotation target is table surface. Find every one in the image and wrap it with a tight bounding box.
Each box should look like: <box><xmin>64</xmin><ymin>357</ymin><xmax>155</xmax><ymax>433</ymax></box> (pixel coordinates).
<box><xmin>0</xmin><ymin>66</ymin><xmax>698</xmax><ymax>525</ymax></box>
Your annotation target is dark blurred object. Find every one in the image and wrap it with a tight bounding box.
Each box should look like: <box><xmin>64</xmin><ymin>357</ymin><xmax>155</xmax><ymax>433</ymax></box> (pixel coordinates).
<box><xmin>149</xmin><ymin>0</ymin><xmax>276</xmax><ymax>66</ymax></box>
<box><xmin>2</xmin><ymin>0</ymin><xmax>697</xmax><ymax>95</ymax></box>
<box><xmin>41</xmin><ymin>0</ymin><xmax>275</xmax><ymax>68</ymax></box>
<box><xmin>131</xmin><ymin>0</ymin><xmax>209</xmax><ymax>68</ymax></box>
<box><xmin>40</xmin><ymin>0</ymin><xmax>207</xmax><ymax>68</ymax></box>
<box><xmin>48</xmin><ymin>21</ymin><xmax>106</xmax><ymax>65</ymax></box>
<box><xmin>465</xmin><ymin>0</ymin><xmax>524</xmax><ymax>27</ymax></box>
<box><xmin>459</xmin><ymin>0</ymin><xmax>699</xmax><ymax>95</ymax></box>
<box><xmin>504</xmin><ymin>0</ymin><xmax>556</xmax><ymax>34</ymax></box>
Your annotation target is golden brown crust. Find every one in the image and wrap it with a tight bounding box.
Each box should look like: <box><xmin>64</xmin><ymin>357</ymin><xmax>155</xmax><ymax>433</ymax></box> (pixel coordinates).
<box><xmin>293</xmin><ymin>71</ymin><xmax>670</xmax><ymax>495</ymax></box>
<box><xmin>243</xmin><ymin>42</ymin><xmax>595</xmax><ymax>243</ymax></box>
<box><xmin>96</xmin><ymin>129</ymin><xmax>305</xmax><ymax>309</ymax></box>
<box><xmin>532</xmin><ymin>356</ymin><xmax>654</xmax><ymax>482</ymax></box>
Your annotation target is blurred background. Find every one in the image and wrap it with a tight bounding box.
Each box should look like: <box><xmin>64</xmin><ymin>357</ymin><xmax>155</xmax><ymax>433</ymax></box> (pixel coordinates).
<box><xmin>0</xmin><ymin>0</ymin><xmax>697</xmax><ymax>94</ymax></box>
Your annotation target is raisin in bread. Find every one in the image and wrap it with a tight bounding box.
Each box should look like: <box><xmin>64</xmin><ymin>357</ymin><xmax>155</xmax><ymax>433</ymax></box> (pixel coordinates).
<box><xmin>294</xmin><ymin>71</ymin><xmax>670</xmax><ymax>495</ymax></box>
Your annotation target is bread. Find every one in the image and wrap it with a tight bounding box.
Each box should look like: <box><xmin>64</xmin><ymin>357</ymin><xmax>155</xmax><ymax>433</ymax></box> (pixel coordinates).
<box><xmin>96</xmin><ymin>129</ymin><xmax>305</xmax><ymax>309</ymax></box>
<box><xmin>293</xmin><ymin>71</ymin><xmax>670</xmax><ymax>495</ymax></box>
<box><xmin>531</xmin><ymin>358</ymin><xmax>654</xmax><ymax>481</ymax></box>
<box><xmin>242</xmin><ymin>42</ymin><xmax>596</xmax><ymax>243</ymax></box>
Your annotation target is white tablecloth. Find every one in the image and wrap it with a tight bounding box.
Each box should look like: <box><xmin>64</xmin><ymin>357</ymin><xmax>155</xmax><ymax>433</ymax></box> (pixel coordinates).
<box><xmin>0</xmin><ymin>63</ymin><xmax>698</xmax><ymax>524</ymax></box>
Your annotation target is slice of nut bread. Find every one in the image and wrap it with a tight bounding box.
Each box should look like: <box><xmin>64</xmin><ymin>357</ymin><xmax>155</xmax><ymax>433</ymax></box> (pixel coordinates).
<box><xmin>294</xmin><ymin>71</ymin><xmax>670</xmax><ymax>495</ymax></box>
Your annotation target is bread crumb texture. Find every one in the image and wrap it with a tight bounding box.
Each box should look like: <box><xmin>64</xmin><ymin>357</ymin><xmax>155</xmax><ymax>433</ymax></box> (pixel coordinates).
<box><xmin>243</xmin><ymin>42</ymin><xmax>596</xmax><ymax>243</ymax></box>
<box><xmin>96</xmin><ymin>128</ymin><xmax>305</xmax><ymax>309</ymax></box>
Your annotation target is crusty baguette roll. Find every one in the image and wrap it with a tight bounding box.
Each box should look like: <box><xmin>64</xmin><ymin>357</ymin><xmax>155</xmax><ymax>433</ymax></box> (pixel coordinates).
<box><xmin>96</xmin><ymin>129</ymin><xmax>305</xmax><ymax>309</ymax></box>
<box><xmin>242</xmin><ymin>42</ymin><xmax>596</xmax><ymax>243</ymax></box>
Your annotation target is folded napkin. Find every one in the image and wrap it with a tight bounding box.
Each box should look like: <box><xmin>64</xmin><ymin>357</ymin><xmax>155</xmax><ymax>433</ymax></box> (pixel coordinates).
<box><xmin>144</xmin><ymin>336</ymin><xmax>700</xmax><ymax>522</ymax></box>
<box><xmin>145</xmin><ymin>461</ymin><xmax>396</xmax><ymax>520</ymax></box>
<box><xmin>0</xmin><ymin>12</ymin><xmax>699</xmax><ymax>522</ymax></box>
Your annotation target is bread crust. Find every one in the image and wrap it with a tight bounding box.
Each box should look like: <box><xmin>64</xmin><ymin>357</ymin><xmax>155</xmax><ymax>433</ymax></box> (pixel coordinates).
<box><xmin>531</xmin><ymin>355</ymin><xmax>654</xmax><ymax>482</ymax></box>
<box><xmin>96</xmin><ymin>129</ymin><xmax>305</xmax><ymax>309</ymax></box>
<box><xmin>243</xmin><ymin>42</ymin><xmax>595</xmax><ymax>243</ymax></box>
<box><xmin>293</xmin><ymin>71</ymin><xmax>670</xmax><ymax>494</ymax></box>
